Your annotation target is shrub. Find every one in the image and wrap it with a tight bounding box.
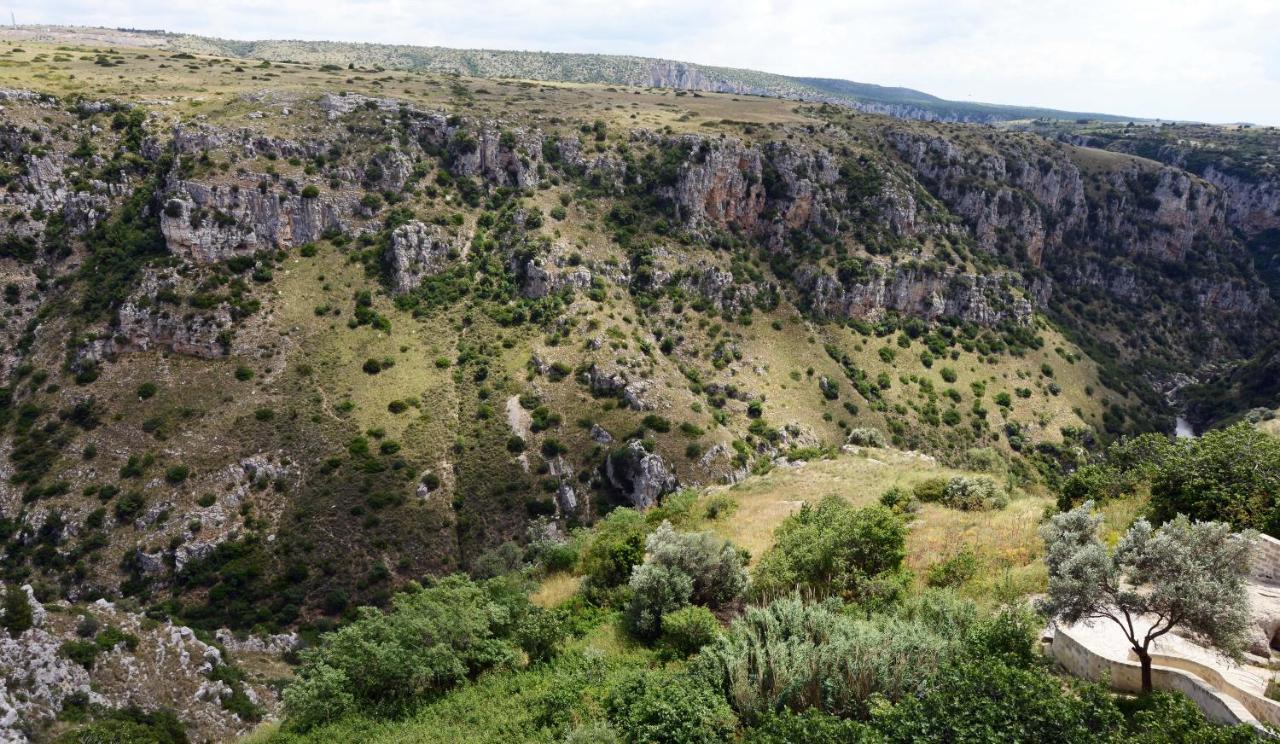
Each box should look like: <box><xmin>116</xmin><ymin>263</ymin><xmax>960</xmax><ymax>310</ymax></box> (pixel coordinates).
<box><xmin>362</xmin><ymin>358</ymin><xmax>382</xmax><ymax>375</ymax></box>
<box><xmin>51</xmin><ymin>707</ymin><xmax>188</xmax><ymax>744</ymax></box>
<box><xmin>2</xmin><ymin>585</ymin><xmax>33</xmax><ymax>637</ymax></box>
<box><xmin>752</xmin><ymin>496</ymin><xmax>908</xmax><ymax>606</ymax></box>
<box><xmin>625</xmin><ymin>563</ymin><xmax>692</xmax><ymax>640</ymax></box>
<box><xmin>234</xmin><ymin>364</ymin><xmax>254</xmax><ymax>381</ymax></box>
<box><xmin>939</xmin><ymin>367</ymin><xmax>957</xmax><ymax>383</ymax></box>
<box><xmin>846</xmin><ymin>427</ymin><xmax>886</xmax><ymax>447</ymax></box>
<box><xmin>165</xmin><ymin>464</ymin><xmax>190</xmax><ymax>484</ymax></box>
<box><xmin>606</xmin><ymin>670</ymin><xmax>737</xmax><ymax>744</ymax></box>
<box><xmin>282</xmin><ymin>575</ymin><xmax>535</xmax><ymax>729</ymax></box>
<box><xmin>660</xmin><ymin>605</ymin><xmax>721</xmax><ymax>657</ymax></box>
<box><xmin>878</xmin><ymin>487</ymin><xmax>917</xmax><ymax>515</ymax></box>
<box><xmin>1149</xmin><ymin>423</ymin><xmax>1280</xmax><ymax>534</ymax></box>
<box><xmin>514</xmin><ymin>606</ymin><xmax>569</xmax><ymax>663</ymax></box>
<box><xmin>625</xmin><ymin>523</ymin><xmax>747</xmax><ymax>638</ymax></box>
<box><xmin>743</xmin><ymin>709</ymin><xmax>872</xmax><ymax>744</ymax></box>
<box><xmin>301</xmin><ymin>184</ymin><xmax>321</xmax><ymax>198</ymax></box>
<box><xmin>694</xmin><ymin>595</ymin><xmax>955</xmax><ymax>720</ymax></box>
<box><xmin>114</xmin><ymin>491</ymin><xmax>146</xmax><ymax>523</ymax></box>
<box><xmin>874</xmin><ymin>658</ymin><xmax>1122</xmax><ymax>743</ymax></box>
<box><xmin>137</xmin><ymin>382</ymin><xmax>158</xmax><ymax>400</ymax></box>
<box><xmin>926</xmin><ymin>547</ymin><xmax>979</xmax><ymax>588</ymax></box>
<box><xmin>578</xmin><ymin>509</ymin><xmax>649</xmax><ymax>600</ymax></box>
<box><xmin>940</xmin><ymin>476</ymin><xmax>1007</xmax><ymax>511</ymax></box>
<box><xmin>912</xmin><ymin>477</ymin><xmax>948</xmax><ymax>503</ymax></box>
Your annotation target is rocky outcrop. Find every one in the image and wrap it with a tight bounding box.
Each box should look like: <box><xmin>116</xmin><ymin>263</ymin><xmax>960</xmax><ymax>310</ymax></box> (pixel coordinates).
<box><xmin>665</xmin><ymin>137</ymin><xmax>839</xmax><ymax>243</ymax></box>
<box><xmin>0</xmin><ymin>590</ymin><xmax>273</xmax><ymax>743</ymax></box>
<box><xmin>583</xmin><ymin>363</ymin><xmax>652</xmax><ymax>410</ymax></box>
<box><xmin>161</xmin><ymin>179</ymin><xmax>348</xmax><ymax>262</ymax></box>
<box><xmin>796</xmin><ymin>263</ymin><xmax>1033</xmax><ymax>326</ymax></box>
<box><xmin>385</xmin><ymin>221</ymin><xmax>467</xmax><ymax>294</ymax></box>
<box><xmin>519</xmin><ymin>255</ymin><xmax>593</xmax><ymax>299</ymax></box>
<box><xmin>70</xmin><ymin>268</ymin><xmax>233</xmax><ymax>365</ymax></box>
<box><xmin>605</xmin><ymin>441</ymin><xmax>677</xmax><ymax>509</ymax></box>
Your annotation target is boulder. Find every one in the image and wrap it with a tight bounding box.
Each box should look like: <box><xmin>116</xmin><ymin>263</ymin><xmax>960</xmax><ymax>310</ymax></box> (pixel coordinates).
<box><xmin>606</xmin><ymin>441</ymin><xmax>677</xmax><ymax>509</ymax></box>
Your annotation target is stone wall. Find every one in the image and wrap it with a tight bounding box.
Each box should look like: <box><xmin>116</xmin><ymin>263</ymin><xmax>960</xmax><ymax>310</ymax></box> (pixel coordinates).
<box><xmin>1251</xmin><ymin>533</ymin><xmax>1280</xmax><ymax>584</ymax></box>
<box><xmin>1147</xmin><ymin>651</ymin><xmax>1280</xmax><ymax>728</ymax></box>
<box><xmin>1049</xmin><ymin>626</ymin><xmax>1272</xmax><ymax>735</ymax></box>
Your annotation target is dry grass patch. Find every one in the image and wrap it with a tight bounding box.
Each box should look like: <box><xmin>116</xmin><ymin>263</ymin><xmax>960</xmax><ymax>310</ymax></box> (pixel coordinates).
<box><xmin>701</xmin><ymin>448</ymin><xmax>1052</xmax><ymax>604</ymax></box>
<box><xmin>530</xmin><ymin>572</ymin><xmax>582</xmax><ymax>608</ymax></box>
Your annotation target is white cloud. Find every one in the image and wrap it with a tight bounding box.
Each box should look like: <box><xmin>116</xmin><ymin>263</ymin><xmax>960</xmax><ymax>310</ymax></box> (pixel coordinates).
<box><xmin>19</xmin><ymin>0</ymin><xmax>1280</xmax><ymax>123</ymax></box>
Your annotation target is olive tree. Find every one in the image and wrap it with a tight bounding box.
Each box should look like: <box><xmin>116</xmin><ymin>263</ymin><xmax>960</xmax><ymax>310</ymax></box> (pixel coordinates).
<box><xmin>1038</xmin><ymin>502</ymin><xmax>1253</xmax><ymax>693</ymax></box>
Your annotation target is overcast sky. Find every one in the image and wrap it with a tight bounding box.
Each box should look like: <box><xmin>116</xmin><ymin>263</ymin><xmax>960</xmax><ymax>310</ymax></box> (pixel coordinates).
<box><xmin>20</xmin><ymin>0</ymin><xmax>1280</xmax><ymax>124</ymax></box>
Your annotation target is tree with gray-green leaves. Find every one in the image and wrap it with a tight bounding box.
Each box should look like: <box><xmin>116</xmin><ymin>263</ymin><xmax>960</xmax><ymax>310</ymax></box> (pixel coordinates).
<box><xmin>1038</xmin><ymin>502</ymin><xmax>1253</xmax><ymax>693</ymax></box>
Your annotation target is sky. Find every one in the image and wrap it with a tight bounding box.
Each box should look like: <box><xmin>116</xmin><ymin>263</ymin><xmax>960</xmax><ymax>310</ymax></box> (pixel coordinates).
<box><xmin>18</xmin><ymin>0</ymin><xmax>1280</xmax><ymax>124</ymax></box>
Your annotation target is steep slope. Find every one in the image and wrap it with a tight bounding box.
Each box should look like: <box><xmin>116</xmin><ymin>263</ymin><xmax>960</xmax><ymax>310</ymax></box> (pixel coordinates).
<box><xmin>1016</xmin><ymin>120</ymin><xmax>1280</xmax><ymax>422</ymax></box>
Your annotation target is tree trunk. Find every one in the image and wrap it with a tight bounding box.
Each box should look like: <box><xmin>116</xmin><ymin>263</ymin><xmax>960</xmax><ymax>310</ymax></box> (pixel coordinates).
<box><xmin>1136</xmin><ymin>648</ymin><xmax>1153</xmax><ymax>693</ymax></box>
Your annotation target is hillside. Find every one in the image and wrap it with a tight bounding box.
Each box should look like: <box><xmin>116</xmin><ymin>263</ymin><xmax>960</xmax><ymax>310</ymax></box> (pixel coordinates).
<box><xmin>0</xmin><ymin>33</ymin><xmax>1276</xmax><ymax>742</ymax></box>
<box><xmin>3</xmin><ymin>25</ymin><xmax>1140</xmax><ymax>124</ymax></box>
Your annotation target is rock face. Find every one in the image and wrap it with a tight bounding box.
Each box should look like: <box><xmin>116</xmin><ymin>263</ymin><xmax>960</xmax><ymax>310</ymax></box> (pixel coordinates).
<box><xmin>605</xmin><ymin>441</ymin><xmax>677</xmax><ymax>509</ymax></box>
<box><xmin>796</xmin><ymin>263</ymin><xmax>1032</xmax><ymax>326</ymax></box>
<box><xmin>161</xmin><ymin>179</ymin><xmax>348</xmax><ymax>262</ymax></box>
<box><xmin>882</xmin><ymin>126</ymin><xmax>1275</xmax><ymax>362</ymax></box>
<box><xmin>519</xmin><ymin>256</ymin><xmax>593</xmax><ymax>299</ymax></box>
<box><xmin>385</xmin><ymin>221</ymin><xmax>466</xmax><ymax>294</ymax></box>
<box><xmin>667</xmin><ymin>136</ymin><xmax>840</xmax><ymax>244</ymax></box>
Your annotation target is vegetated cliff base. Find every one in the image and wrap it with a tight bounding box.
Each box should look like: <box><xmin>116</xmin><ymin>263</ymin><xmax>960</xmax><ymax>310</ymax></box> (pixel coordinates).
<box><xmin>0</xmin><ymin>37</ymin><xmax>1276</xmax><ymax>739</ymax></box>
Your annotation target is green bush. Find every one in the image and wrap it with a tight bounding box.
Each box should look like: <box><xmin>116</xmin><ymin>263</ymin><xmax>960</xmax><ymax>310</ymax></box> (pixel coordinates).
<box><xmin>1149</xmin><ymin>423</ymin><xmax>1280</xmax><ymax>534</ymax></box>
<box><xmin>940</xmin><ymin>476</ymin><xmax>1007</xmax><ymax>511</ymax></box>
<box><xmin>164</xmin><ymin>464</ymin><xmax>190</xmax><ymax>484</ymax></box>
<box><xmin>743</xmin><ymin>709</ymin><xmax>873</xmax><ymax>744</ymax></box>
<box><xmin>846</xmin><ymin>427</ymin><xmax>886</xmax><ymax>447</ymax></box>
<box><xmin>624</xmin><ymin>522</ymin><xmax>747</xmax><ymax>639</ymax></box>
<box><xmin>625</xmin><ymin>563</ymin><xmax>693</xmax><ymax>640</ymax></box>
<box><xmin>875</xmin><ymin>658</ymin><xmax>1120</xmax><ymax>742</ymax></box>
<box><xmin>515</xmin><ymin>606</ymin><xmax>570</xmax><ymax>663</ymax></box>
<box><xmin>694</xmin><ymin>595</ymin><xmax>956</xmax><ymax>720</ymax></box>
<box><xmin>606</xmin><ymin>670</ymin><xmax>737</xmax><ymax>744</ymax></box>
<box><xmin>52</xmin><ymin>707</ymin><xmax>187</xmax><ymax>744</ymax></box>
<box><xmin>283</xmin><ymin>575</ymin><xmax>539</xmax><ymax>730</ymax></box>
<box><xmin>2</xmin><ymin>585</ymin><xmax>33</xmax><ymax>636</ymax></box>
<box><xmin>660</xmin><ymin>605</ymin><xmax>721</xmax><ymax>657</ymax></box>
<box><xmin>578</xmin><ymin>509</ymin><xmax>650</xmax><ymax>600</ymax></box>
<box><xmin>752</xmin><ymin>496</ymin><xmax>908</xmax><ymax>607</ymax></box>
<box><xmin>925</xmin><ymin>547</ymin><xmax>979</xmax><ymax>588</ymax></box>
<box><xmin>114</xmin><ymin>491</ymin><xmax>146</xmax><ymax>523</ymax></box>
<box><xmin>912</xmin><ymin>477</ymin><xmax>948</xmax><ymax>503</ymax></box>
<box><xmin>301</xmin><ymin>184</ymin><xmax>321</xmax><ymax>198</ymax></box>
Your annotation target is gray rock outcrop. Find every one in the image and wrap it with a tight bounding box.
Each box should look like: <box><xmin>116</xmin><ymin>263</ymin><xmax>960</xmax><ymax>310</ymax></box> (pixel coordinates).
<box><xmin>605</xmin><ymin>441</ymin><xmax>677</xmax><ymax>509</ymax></box>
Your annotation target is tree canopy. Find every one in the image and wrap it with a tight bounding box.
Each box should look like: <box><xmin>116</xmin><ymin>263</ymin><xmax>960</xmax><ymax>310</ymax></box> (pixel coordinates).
<box><xmin>1038</xmin><ymin>502</ymin><xmax>1253</xmax><ymax>692</ymax></box>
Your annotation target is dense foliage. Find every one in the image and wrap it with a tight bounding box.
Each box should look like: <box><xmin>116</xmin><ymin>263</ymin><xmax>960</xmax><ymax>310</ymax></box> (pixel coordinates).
<box><xmin>1059</xmin><ymin>425</ymin><xmax>1280</xmax><ymax>536</ymax></box>
<box><xmin>752</xmin><ymin>496</ymin><xmax>909</xmax><ymax>606</ymax></box>
<box><xmin>282</xmin><ymin>575</ymin><xmax>564</xmax><ymax>730</ymax></box>
<box><xmin>624</xmin><ymin>522</ymin><xmax>747</xmax><ymax>639</ymax></box>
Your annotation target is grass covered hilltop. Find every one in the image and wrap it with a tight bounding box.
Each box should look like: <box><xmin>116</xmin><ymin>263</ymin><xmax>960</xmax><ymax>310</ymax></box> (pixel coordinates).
<box><xmin>0</xmin><ymin>27</ymin><xmax>1277</xmax><ymax>743</ymax></box>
